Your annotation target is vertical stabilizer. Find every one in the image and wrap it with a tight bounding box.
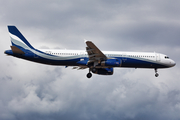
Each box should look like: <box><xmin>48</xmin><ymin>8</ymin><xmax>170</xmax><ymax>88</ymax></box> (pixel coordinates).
<box><xmin>8</xmin><ymin>26</ymin><xmax>35</xmax><ymax>50</ymax></box>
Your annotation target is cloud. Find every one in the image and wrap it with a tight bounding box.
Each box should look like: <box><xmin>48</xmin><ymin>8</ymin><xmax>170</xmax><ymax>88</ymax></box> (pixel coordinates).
<box><xmin>0</xmin><ymin>0</ymin><xmax>180</xmax><ymax>120</ymax></box>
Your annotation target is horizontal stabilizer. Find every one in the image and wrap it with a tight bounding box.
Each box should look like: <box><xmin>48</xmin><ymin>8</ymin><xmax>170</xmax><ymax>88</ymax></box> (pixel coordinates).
<box><xmin>11</xmin><ymin>46</ymin><xmax>25</xmax><ymax>54</ymax></box>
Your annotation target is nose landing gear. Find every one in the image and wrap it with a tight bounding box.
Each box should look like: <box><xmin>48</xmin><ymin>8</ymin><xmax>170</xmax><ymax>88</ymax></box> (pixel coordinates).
<box><xmin>155</xmin><ymin>68</ymin><xmax>159</xmax><ymax>77</ymax></box>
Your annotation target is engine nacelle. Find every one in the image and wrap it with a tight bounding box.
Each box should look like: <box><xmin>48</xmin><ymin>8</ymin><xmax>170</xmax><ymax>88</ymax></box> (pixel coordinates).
<box><xmin>92</xmin><ymin>68</ymin><xmax>113</xmax><ymax>75</ymax></box>
<box><xmin>101</xmin><ymin>59</ymin><xmax>121</xmax><ymax>67</ymax></box>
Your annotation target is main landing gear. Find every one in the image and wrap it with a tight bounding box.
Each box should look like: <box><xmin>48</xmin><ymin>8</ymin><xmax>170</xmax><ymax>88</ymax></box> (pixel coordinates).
<box><xmin>87</xmin><ymin>68</ymin><xmax>92</xmax><ymax>78</ymax></box>
<box><xmin>87</xmin><ymin>72</ymin><xmax>92</xmax><ymax>78</ymax></box>
<box><xmin>154</xmin><ymin>68</ymin><xmax>159</xmax><ymax>77</ymax></box>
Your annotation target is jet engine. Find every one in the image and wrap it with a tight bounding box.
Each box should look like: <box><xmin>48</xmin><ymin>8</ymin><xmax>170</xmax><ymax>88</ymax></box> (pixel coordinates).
<box><xmin>92</xmin><ymin>68</ymin><xmax>113</xmax><ymax>75</ymax></box>
<box><xmin>101</xmin><ymin>59</ymin><xmax>121</xmax><ymax>67</ymax></box>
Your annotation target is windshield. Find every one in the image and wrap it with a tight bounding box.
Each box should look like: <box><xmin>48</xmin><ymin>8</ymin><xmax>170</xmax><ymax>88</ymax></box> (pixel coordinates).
<box><xmin>165</xmin><ymin>56</ymin><xmax>169</xmax><ymax>59</ymax></box>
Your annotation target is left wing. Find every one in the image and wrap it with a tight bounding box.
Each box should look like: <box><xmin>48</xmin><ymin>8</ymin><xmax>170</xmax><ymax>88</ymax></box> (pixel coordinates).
<box><xmin>86</xmin><ymin>41</ymin><xmax>107</xmax><ymax>63</ymax></box>
<box><xmin>72</xmin><ymin>66</ymin><xmax>88</xmax><ymax>70</ymax></box>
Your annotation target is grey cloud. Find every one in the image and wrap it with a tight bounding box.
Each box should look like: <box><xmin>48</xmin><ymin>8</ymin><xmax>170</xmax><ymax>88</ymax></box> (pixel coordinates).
<box><xmin>2</xmin><ymin>73</ymin><xmax>180</xmax><ymax>120</ymax></box>
<box><xmin>1</xmin><ymin>0</ymin><xmax>180</xmax><ymax>49</ymax></box>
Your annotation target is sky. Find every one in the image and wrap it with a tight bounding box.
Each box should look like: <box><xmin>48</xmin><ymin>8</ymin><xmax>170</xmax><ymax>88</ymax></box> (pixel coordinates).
<box><xmin>0</xmin><ymin>0</ymin><xmax>180</xmax><ymax>120</ymax></box>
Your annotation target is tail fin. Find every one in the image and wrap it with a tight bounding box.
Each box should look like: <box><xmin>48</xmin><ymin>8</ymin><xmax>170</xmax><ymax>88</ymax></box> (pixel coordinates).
<box><xmin>8</xmin><ymin>26</ymin><xmax>35</xmax><ymax>50</ymax></box>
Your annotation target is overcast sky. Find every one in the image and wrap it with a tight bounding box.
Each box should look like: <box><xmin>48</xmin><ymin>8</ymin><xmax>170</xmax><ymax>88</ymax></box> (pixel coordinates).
<box><xmin>0</xmin><ymin>0</ymin><xmax>180</xmax><ymax>120</ymax></box>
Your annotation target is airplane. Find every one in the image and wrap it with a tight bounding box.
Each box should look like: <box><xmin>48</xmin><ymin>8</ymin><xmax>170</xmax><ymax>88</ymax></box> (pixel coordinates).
<box><xmin>4</xmin><ymin>26</ymin><xmax>176</xmax><ymax>78</ymax></box>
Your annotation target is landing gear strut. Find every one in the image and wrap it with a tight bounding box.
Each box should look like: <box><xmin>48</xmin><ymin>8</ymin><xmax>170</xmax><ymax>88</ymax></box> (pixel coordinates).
<box><xmin>87</xmin><ymin>68</ymin><xmax>92</xmax><ymax>78</ymax></box>
<box><xmin>154</xmin><ymin>68</ymin><xmax>159</xmax><ymax>77</ymax></box>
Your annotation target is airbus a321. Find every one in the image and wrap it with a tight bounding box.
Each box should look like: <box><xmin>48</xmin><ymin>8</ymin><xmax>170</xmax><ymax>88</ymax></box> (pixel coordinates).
<box><xmin>4</xmin><ymin>26</ymin><xmax>176</xmax><ymax>78</ymax></box>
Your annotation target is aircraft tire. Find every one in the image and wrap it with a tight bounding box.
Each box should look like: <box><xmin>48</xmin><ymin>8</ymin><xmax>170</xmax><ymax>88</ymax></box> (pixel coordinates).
<box><xmin>87</xmin><ymin>73</ymin><xmax>92</xmax><ymax>78</ymax></box>
<box><xmin>155</xmin><ymin>73</ymin><xmax>159</xmax><ymax>77</ymax></box>
<box><xmin>92</xmin><ymin>68</ymin><xmax>96</xmax><ymax>73</ymax></box>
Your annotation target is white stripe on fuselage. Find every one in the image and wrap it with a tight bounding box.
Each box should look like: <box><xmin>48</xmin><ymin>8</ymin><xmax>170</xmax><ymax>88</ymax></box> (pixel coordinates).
<box><xmin>39</xmin><ymin>49</ymin><xmax>158</xmax><ymax>62</ymax></box>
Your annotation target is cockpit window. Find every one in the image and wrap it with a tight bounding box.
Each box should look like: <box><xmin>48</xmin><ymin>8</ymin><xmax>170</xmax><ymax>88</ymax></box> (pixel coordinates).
<box><xmin>165</xmin><ymin>56</ymin><xmax>169</xmax><ymax>59</ymax></box>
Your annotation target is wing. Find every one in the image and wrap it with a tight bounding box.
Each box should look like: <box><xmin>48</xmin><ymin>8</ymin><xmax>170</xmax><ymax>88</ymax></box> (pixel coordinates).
<box><xmin>86</xmin><ymin>41</ymin><xmax>107</xmax><ymax>63</ymax></box>
<box><xmin>72</xmin><ymin>66</ymin><xmax>88</xmax><ymax>70</ymax></box>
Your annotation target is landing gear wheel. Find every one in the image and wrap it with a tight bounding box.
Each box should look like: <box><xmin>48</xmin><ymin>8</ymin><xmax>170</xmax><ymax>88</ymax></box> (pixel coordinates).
<box><xmin>155</xmin><ymin>73</ymin><xmax>159</xmax><ymax>77</ymax></box>
<box><xmin>87</xmin><ymin>73</ymin><xmax>92</xmax><ymax>78</ymax></box>
<box><xmin>92</xmin><ymin>67</ymin><xmax>96</xmax><ymax>73</ymax></box>
<box><xmin>154</xmin><ymin>68</ymin><xmax>159</xmax><ymax>77</ymax></box>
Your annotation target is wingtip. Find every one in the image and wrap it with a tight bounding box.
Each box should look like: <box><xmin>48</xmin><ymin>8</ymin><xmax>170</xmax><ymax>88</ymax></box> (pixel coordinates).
<box><xmin>84</xmin><ymin>39</ymin><xmax>87</xmax><ymax>43</ymax></box>
<box><xmin>84</xmin><ymin>39</ymin><xmax>92</xmax><ymax>43</ymax></box>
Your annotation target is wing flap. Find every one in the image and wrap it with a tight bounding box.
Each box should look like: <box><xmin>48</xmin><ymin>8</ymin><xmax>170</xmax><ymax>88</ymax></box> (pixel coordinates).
<box><xmin>72</xmin><ymin>66</ymin><xmax>88</xmax><ymax>70</ymax></box>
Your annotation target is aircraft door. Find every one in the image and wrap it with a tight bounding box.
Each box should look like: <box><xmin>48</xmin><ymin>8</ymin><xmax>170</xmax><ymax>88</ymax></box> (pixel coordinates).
<box><xmin>80</xmin><ymin>52</ymin><xmax>85</xmax><ymax>57</ymax></box>
<box><xmin>156</xmin><ymin>53</ymin><xmax>160</xmax><ymax>61</ymax></box>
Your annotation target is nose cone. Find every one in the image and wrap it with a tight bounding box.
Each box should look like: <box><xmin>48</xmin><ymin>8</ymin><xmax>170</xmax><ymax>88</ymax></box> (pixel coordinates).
<box><xmin>169</xmin><ymin>59</ymin><xmax>176</xmax><ymax>67</ymax></box>
<box><xmin>171</xmin><ymin>60</ymin><xmax>176</xmax><ymax>67</ymax></box>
